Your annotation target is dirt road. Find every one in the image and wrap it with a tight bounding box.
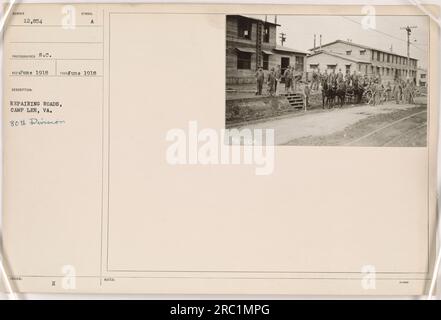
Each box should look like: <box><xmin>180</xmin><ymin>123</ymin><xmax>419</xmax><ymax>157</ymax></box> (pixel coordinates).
<box><xmin>231</xmin><ymin>101</ymin><xmax>427</xmax><ymax>147</ymax></box>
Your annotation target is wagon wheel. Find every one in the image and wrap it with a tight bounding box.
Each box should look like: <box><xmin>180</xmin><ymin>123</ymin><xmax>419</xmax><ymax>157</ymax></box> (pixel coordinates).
<box><xmin>363</xmin><ymin>90</ymin><xmax>373</xmax><ymax>104</ymax></box>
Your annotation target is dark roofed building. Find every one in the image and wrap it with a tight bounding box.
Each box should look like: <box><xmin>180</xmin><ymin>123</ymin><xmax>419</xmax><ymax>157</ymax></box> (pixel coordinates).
<box><xmin>226</xmin><ymin>15</ymin><xmax>307</xmax><ymax>85</ymax></box>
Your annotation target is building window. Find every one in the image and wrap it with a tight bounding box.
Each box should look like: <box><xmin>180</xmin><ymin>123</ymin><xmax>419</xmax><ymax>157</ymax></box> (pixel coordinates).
<box><xmin>372</xmin><ymin>50</ymin><xmax>375</xmax><ymax>60</ymax></box>
<box><xmin>262</xmin><ymin>53</ymin><xmax>269</xmax><ymax>70</ymax></box>
<box><xmin>386</xmin><ymin>68</ymin><xmax>389</xmax><ymax>76</ymax></box>
<box><xmin>295</xmin><ymin>56</ymin><xmax>304</xmax><ymax>72</ymax></box>
<box><xmin>346</xmin><ymin>64</ymin><xmax>351</xmax><ymax>74</ymax></box>
<box><xmin>327</xmin><ymin>64</ymin><xmax>336</xmax><ymax>71</ymax></box>
<box><xmin>310</xmin><ymin>64</ymin><xmax>319</xmax><ymax>71</ymax></box>
<box><xmin>263</xmin><ymin>24</ymin><xmax>270</xmax><ymax>43</ymax></box>
<box><xmin>421</xmin><ymin>74</ymin><xmax>426</xmax><ymax>79</ymax></box>
<box><xmin>360</xmin><ymin>50</ymin><xmax>366</xmax><ymax>55</ymax></box>
<box><xmin>346</xmin><ymin>50</ymin><xmax>352</xmax><ymax>55</ymax></box>
<box><xmin>238</xmin><ymin>19</ymin><xmax>252</xmax><ymax>40</ymax></box>
<box><xmin>387</xmin><ymin>54</ymin><xmax>390</xmax><ymax>63</ymax></box>
<box><xmin>237</xmin><ymin>51</ymin><xmax>252</xmax><ymax>69</ymax></box>
<box><xmin>377</xmin><ymin>51</ymin><xmax>380</xmax><ymax>61</ymax></box>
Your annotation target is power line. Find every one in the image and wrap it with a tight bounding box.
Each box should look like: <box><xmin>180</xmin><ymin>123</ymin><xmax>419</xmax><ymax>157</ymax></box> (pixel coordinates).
<box><xmin>340</xmin><ymin>16</ymin><xmax>426</xmax><ymax>52</ymax></box>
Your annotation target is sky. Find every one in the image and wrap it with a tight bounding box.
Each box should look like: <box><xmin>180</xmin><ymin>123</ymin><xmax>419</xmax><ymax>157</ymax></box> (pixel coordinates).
<box><xmin>250</xmin><ymin>15</ymin><xmax>429</xmax><ymax>69</ymax></box>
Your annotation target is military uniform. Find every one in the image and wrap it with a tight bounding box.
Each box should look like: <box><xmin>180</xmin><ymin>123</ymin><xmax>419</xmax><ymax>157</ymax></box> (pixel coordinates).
<box><xmin>283</xmin><ymin>68</ymin><xmax>292</xmax><ymax>93</ymax></box>
<box><xmin>267</xmin><ymin>70</ymin><xmax>276</xmax><ymax>96</ymax></box>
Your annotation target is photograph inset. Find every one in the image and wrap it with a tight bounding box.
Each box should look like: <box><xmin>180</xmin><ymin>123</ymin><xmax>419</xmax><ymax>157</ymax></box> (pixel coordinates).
<box><xmin>225</xmin><ymin>14</ymin><xmax>428</xmax><ymax>146</ymax></box>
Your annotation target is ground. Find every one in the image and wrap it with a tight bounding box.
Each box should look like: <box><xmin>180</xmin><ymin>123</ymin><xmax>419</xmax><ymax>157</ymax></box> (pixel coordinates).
<box><xmin>229</xmin><ymin>97</ymin><xmax>427</xmax><ymax>147</ymax></box>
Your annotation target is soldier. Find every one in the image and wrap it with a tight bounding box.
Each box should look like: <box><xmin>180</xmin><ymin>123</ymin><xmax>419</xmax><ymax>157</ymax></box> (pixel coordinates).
<box><xmin>344</xmin><ymin>70</ymin><xmax>351</xmax><ymax>83</ymax></box>
<box><xmin>385</xmin><ymin>81</ymin><xmax>392</xmax><ymax>102</ymax></box>
<box><xmin>291</xmin><ymin>66</ymin><xmax>297</xmax><ymax>92</ymax></box>
<box><xmin>274</xmin><ymin>65</ymin><xmax>282</xmax><ymax>95</ymax></box>
<box><xmin>303</xmin><ymin>83</ymin><xmax>311</xmax><ymax>110</ymax></box>
<box><xmin>352</xmin><ymin>70</ymin><xmax>358</xmax><ymax>83</ymax></box>
<box><xmin>255</xmin><ymin>67</ymin><xmax>264</xmax><ymax>95</ymax></box>
<box><xmin>398</xmin><ymin>79</ymin><xmax>404</xmax><ymax>103</ymax></box>
<box><xmin>378</xmin><ymin>83</ymin><xmax>385</xmax><ymax>105</ymax></box>
<box><xmin>409</xmin><ymin>80</ymin><xmax>416</xmax><ymax>104</ymax></box>
<box><xmin>332</xmin><ymin>69</ymin><xmax>338</xmax><ymax>85</ymax></box>
<box><xmin>283</xmin><ymin>66</ymin><xmax>292</xmax><ymax>93</ymax></box>
<box><xmin>337</xmin><ymin>68</ymin><xmax>344</xmax><ymax>83</ymax></box>
<box><xmin>322</xmin><ymin>69</ymin><xmax>329</xmax><ymax>86</ymax></box>
<box><xmin>403</xmin><ymin>79</ymin><xmax>411</xmax><ymax>104</ymax></box>
<box><xmin>267</xmin><ymin>67</ymin><xmax>276</xmax><ymax>96</ymax></box>
<box><xmin>371</xmin><ymin>79</ymin><xmax>379</xmax><ymax>106</ymax></box>
<box><xmin>311</xmin><ymin>69</ymin><xmax>319</xmax><ymax>91</ymax></box>
<box><xmin>392</xmin><ymin>80</ymin><xmax>400</xmax><ymax>104</ymax></box>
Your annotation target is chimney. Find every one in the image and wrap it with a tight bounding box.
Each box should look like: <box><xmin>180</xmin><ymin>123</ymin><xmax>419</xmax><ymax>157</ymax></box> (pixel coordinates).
<box><xmin>314</xmin><ymin>34</ymin><xmax>316</xmax><ymax>49</ymax></box>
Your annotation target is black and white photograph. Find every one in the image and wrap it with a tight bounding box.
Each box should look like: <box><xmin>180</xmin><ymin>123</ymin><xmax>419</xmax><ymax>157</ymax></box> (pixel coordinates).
<box><xmin>226</xmin><ymin>14</ymin><xmax>429</xmax><ymax>146</ymax></box>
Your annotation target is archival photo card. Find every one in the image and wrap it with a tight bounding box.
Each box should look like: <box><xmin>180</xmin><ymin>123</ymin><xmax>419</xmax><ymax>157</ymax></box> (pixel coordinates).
<box><xmin>1</xmin><ymin>3</ymin><xmax>438</xmax><ymax>296</ymax></box>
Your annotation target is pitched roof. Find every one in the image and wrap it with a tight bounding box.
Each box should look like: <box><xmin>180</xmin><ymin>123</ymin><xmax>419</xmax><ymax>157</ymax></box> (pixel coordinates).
<box><xmin>310</xmin><ymin>39</ymin><xmax>417</xmax><ymax>60</ymax></box>
<box><xmin>274</xmin><ymin>45</ymin><xmax>308</xmax><ymax>55</ymax></box>
<box><xmin>308</xmin><ymin>50</ymin><xmax>370</xmax><ymax>64</ymax></box>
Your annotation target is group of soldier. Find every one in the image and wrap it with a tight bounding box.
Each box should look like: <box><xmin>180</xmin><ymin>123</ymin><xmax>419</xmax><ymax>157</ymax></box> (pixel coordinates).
<box><xmin>255</xmin><ymin>65</ymin><xmax>302</xmax><ymax>96</ymax></box>
<box><xmin>256</xmin><ymin>65</ymin><xmax>418</xmax><ymax>106</ymax></box>
<box><xmin>311</xmin><ymin>68</ymin><xmax>417</xmax><ymax>105</ymax></box>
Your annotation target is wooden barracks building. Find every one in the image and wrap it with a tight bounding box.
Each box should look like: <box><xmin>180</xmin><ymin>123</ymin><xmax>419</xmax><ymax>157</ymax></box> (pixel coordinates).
<box><xmin>226</xmin><ymin>15</ymin><xmax>307</xmax><ymax>85</ymax></box>
<box><xmin>307</xmin><ymin>40</ymin><xmax>418</xmax><ymax>83</ymax></box>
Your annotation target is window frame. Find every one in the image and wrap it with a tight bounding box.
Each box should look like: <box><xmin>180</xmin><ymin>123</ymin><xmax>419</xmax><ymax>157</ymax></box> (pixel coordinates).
<box><xmin>295</xmin><ymin>56</ymin><xmax>304</xmax><ymax>72</ymax></box>
<box><xmin>237</xmin><ymin>51</ymin><xmax>252</xmax><ymax>70</ymax></box>
<box><xmin>238</xmin><ymin>19</ymin><xmax>252</xmax><ymax>40</ymax></box>
<box><xmin>263</xmin><ymin>23</ymin><xmax>270</xmax><ymax>43</ymax></box>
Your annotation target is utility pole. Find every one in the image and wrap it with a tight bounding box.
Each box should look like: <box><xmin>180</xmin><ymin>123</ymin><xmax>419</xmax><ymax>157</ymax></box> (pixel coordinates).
<box><xmin>400</xmin><ymin>25</ymin><xmax>417</xmax><ymax>79</ymax></box>
<box><xmin>280</xmin><ymin>32</ymin><xmax>286</xmax><ymax>46</ymax></box>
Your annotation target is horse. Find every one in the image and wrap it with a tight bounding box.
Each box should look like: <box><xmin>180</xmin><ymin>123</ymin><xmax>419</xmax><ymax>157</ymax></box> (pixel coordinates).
<box><xmin>335</xmin><ymin>81</ymin><xmax>346</xmax><ymax>108</ymax></box>
<box><xmin>321</xmin><ymin>80</ymin><xmax>337</xmax><ymax>109</ymax></box>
